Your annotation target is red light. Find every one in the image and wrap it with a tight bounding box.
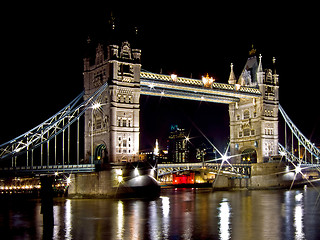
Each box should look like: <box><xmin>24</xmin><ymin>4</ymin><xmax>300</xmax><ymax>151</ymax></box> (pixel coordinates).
<box><xmin>172</xmin><ymin>172</ymin><xmax>195</xmax><ymax>185</ymax></box>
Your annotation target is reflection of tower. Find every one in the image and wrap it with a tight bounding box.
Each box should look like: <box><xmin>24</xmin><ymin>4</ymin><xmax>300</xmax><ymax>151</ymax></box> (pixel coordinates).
<box><xmin>229</xmin><ymin>53</ymin><xmax>279</xmax><ymax>163</ymax></box>
<box><xmin>83</xmin><ymin>41</ymin><xmax>141</xmax><ymax>163</ymax></box>
<box><xmin>168</xmin><ymin>125</ymin><xmax>189</xmax><ymax>163</ymax></box>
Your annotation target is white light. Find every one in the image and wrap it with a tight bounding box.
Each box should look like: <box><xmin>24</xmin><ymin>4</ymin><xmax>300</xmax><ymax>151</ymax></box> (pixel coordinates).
<box><xmin>235</xmin><ymin>84</ymin><xmax>241</xmax><ymax>91</ymax></box>
<box><xmin>117</xmin><ymin>176</ymin><xmax>123</xmax><ymax>183</ymax></box>
<box><xmin>115</xmin><ymin>169</ymin><xmax>123</xmax><ymax>176</ymax></box>
<box><xmin>295</xmin><ymin>165</ymin><xmax>302</xmax><ymax>174</ymax></box>
<box><xmin>295</xmin><ymin>192</ymin><xmax>303</xmax><ymax>202</ymax></box>
<box><xmin>202</xmin><ymin>73</ymin><xmax>215</xmax><ymax>87</ymax></box>
<box><xmin>150</xmin><ymin>167</ymin><xmax>156</xmax><ymax>177</ymax></box>
<box><xmin>171</xmin><ymin>74</ymin><xmax>178</xmax><ymax>81</ymax></box>
<box><xmin>160</xmin><ymin>196</ymin><xmax>170</xmax><ymax>217</ymax></box>
<box><xmin>149</xmin><ymin>83</ymin><xmax>155</xmax><ymax>89</ymax></box>
<box><xmin>92</xmin><ymin>102</ymin><xmax>101</xmax><ymax>109</ymax></box>
<box><xmin>154</xmin><ymin>139</ymin><xmax>159</xmax><ymax>156</ymax></box>
<box><xmin>66</xmin><ymin>177</ymin><xmax>71</xmax><ymax>185</ymax></box>
<box><xmin>54</xmin><ymin>172</ymin><xmax>59</xmax><ymax>176</ymax></box>
<box><xmin>218</xmin><ymin>199</ymin><xmax>231</xmax><ymax>240</ymax></box>
<box><xmin>134</xmin><ymin>168</ymin><xmax>139</xmax><ymax>176</ymax></box>
<box><xmin>222</xmin><ymin>154</ymin><xmax>229</xmax><ymax>162</ymax></box>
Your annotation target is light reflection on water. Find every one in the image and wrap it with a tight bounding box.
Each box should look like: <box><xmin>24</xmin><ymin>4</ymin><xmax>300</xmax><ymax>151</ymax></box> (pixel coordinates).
<box><xmin>1</xmin><ymin>187</ymin><xmax>320</xmax><ymax>239</ymax></box>
<box><xmin>218</xmin><ymin>198</ymin><xmax>231</xmax><ymax>240</ymax></box>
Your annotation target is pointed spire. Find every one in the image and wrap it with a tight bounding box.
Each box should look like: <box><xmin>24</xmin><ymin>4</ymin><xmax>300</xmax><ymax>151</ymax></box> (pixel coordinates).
<box><xmin>257</xmin><ymin>54</ymin><xmax>265</xmax><ymax>85</ymax></box>
<box><xmin>272</xmin><ymin>57</ymin><xmax>279</xmax><ymax>85</ymax></box>
<box><xmin>228</xmin><ymin>63</ymin><xmax>237</xmax><ymax>84</ymax></box>
<box><xmin>258</xmin><ymin>54</ymin><xmax>263</xmax><ymax>72</ymax></box>
<box><xmin>272</xmin><ymin>57</ymin><xmax>277</xmax><ymax>74</ymax></box>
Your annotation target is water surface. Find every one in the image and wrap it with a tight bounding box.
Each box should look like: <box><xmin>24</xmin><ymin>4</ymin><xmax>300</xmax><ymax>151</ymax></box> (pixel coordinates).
<box><xmin>1</xmin><ymin>187</ymin><xmax>320</xmax><ymax>239</ymax></box>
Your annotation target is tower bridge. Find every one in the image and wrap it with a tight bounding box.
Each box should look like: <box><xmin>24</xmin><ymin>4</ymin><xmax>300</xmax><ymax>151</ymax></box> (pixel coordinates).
<box><xmin>0</xmin><ymin>41</ymin><xmax>319</xmax><ymax>189</ymax></box>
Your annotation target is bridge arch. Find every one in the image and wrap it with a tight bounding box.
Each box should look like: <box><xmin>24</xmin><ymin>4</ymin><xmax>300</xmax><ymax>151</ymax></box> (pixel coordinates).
<box><xmin>241</xmin><ymin>148</ymin><xmax>257</xmax><ymax>164</ymax></box>
<box><xmin>94</xmin><ymin>143</ymin><xmax>108</xmax><ymax>164</ymax></box>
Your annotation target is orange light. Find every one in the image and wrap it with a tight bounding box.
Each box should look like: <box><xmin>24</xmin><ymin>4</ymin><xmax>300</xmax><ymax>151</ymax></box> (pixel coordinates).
<box><xmin>202</xmin><ymin>73</ymin><xmax>215</xmax><ymax>88</ymax></box>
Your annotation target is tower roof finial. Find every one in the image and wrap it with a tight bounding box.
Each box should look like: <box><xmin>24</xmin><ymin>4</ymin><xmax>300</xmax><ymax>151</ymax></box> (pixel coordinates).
<box><xmin>258</xmin><ymin>54</ymin><xmax>263</xmax><ymax>73</ymax></box>
<box><xmin>228</xmin><ymin>63</ymin><xmax>237</xmax><ymax>84</ymax></box>
<box><xmin>249</xmin><ymin>44</ymin><xmax>257</xmax><ymax>56</ymax></box>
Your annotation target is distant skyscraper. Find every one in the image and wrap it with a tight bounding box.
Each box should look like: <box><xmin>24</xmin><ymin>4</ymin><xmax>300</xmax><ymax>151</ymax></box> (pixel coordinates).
<box><xmin>168</xmin><ymin>125</ymin><xmax>189</xmax><ymax>163</ymax></box>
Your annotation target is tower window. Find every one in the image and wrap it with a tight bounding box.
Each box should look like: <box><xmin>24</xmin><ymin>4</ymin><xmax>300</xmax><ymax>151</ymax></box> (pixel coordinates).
<box><xmin>243</xmin><ymin>110</ymin><xmax>250</xmax><ymax>119</ymax></box>
<box><xmin>122</xmin><ymin>119</ymin><xmax>127</xmax><ymax>127</ymax></box>
<box><xmin>243</xmin><ymin>128</ymin><xmax>250</xmax><ymax>137</ymax></box>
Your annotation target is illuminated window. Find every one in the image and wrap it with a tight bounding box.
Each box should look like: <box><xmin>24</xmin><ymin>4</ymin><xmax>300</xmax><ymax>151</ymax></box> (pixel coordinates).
<box><xmin>243</xmin><ymin>110</ymin><xmax>250</xmax><ymax>119</ymax></box>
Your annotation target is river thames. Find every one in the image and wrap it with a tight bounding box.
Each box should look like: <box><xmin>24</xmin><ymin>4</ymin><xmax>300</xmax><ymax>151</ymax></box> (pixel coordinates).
<box><xmin>1</xmin><ymin>187</ymin><xmax>319</xmax><ymax>239</ymax></box>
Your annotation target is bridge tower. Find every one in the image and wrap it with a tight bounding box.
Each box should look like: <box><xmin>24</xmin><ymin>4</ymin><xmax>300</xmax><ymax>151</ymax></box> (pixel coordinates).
<box><xmin>229</xmin><ymin>54</ymin><xmax>279</xmax><ymax>163</ymax></box>
<box><xmin>83</xmin><ymin>41</ymin><xmax>141</xmax><ymax>163</ymax></box>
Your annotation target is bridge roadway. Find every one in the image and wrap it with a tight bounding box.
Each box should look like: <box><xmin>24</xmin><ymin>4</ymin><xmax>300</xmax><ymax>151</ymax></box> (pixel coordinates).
<box><xmin>0</xmin><ymin>164</ymin><xmax>95</xmax><ymax>176</ymax></box>
<box><xmin>140</xmin><ymin>71</ymin><xmax>261</xmax><ymax>104</ymax></box>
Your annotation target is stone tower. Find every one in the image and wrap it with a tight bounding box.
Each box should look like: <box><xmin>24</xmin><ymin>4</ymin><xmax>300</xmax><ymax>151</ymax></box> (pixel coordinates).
<box><xmin>229</xmin><ymin>54</ymin><xmax>279</xmax><ymax>163</ymax></box>
<box><xmin>83</xmin><ymin>41</ymin><xmax>141</xmax><ymax>163</ymax></box>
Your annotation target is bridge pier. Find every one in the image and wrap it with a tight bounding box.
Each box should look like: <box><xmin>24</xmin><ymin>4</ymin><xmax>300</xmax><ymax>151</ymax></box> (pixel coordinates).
<box><xmin>68</xmin><ymin>163</ymin><xmax>160</xmax><ymax>198</ymax></box>
<box><xmin>212</xmin><ymin>162</ymin><xmax>309</xmax><ymax>190</ymax></box>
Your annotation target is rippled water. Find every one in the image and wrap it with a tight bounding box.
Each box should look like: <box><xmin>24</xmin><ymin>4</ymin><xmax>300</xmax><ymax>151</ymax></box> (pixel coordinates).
<box><xmin>1</xmin><ymin>187</ymin><xmax>320</xmax><ymax>239</ymax></box>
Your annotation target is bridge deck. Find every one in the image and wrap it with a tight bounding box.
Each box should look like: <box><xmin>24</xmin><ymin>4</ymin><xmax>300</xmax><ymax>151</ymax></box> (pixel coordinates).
<box><xmin>0</xmin><ymin>164</ymin><xmax>95</xmax><ymax>175</ymax></box>
<box><xmin>140</xmin><ymin>71</ymin><xmax>261</xmax><ymax>103</ymax></box>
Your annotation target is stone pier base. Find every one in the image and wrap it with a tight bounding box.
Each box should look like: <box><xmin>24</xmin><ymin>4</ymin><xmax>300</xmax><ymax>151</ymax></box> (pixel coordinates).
<box><xmin>212</xmin><ymin>162</ymin><xmax>301</xmax><ymax>190</ymax></box>
<box><xmin>68</xmin><ymin>171</ymin><xmax>113</xmax><ymax>198</ymax></box>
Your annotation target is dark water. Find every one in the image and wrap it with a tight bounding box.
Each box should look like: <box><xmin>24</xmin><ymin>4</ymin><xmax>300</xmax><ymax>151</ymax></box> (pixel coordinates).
<box><xmin>1</xmin><ymin>187</ymin><xmax>320</xmax><ymax>240</ymax></box>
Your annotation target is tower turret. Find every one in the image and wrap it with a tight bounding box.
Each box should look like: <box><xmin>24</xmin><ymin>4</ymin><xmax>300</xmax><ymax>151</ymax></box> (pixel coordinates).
<box><xmin>228</xmin><ymin>63</ymin><xmax>237</xmax><ymax>85</ymax></box>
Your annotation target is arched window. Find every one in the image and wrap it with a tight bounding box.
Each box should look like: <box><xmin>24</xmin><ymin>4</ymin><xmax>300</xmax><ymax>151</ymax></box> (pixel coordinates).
<box><xmin>243</xmin><ymin>110</ymin><xmax>250</xmax><ymax>119</ymax></box>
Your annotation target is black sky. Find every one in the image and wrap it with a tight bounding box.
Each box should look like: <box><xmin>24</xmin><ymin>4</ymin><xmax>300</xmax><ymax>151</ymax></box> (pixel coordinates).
<box><xmin>1</xmin><ymin>2</ymin><xmax>319</xmax><ymax>152</ymax></box>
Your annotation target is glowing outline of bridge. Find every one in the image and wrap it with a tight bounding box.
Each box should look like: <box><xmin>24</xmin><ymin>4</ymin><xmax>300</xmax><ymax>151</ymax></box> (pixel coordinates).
<box><xmin>140</xmin><ymin>71</ymin><xmax>261</xmax><ymax>104</ymax></box>
<box><xmin>0</xmin><ymin>69</ymin><xmax>319</xmax><ymax>175</ymax></box>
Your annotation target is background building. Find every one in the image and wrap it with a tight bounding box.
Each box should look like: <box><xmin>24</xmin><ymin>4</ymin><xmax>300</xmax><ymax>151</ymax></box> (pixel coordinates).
<box><xmin>168</xmin><ymin>125</ymin><xmax>189</xmax><ymax>163</ymax></box>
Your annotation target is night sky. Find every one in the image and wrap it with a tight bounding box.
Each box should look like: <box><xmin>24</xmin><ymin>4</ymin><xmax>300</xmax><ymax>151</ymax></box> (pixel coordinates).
<box><xmin>1</xmin><ymin>3</ymin><xmax>319</xmax><ymax>154</ymax></box>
